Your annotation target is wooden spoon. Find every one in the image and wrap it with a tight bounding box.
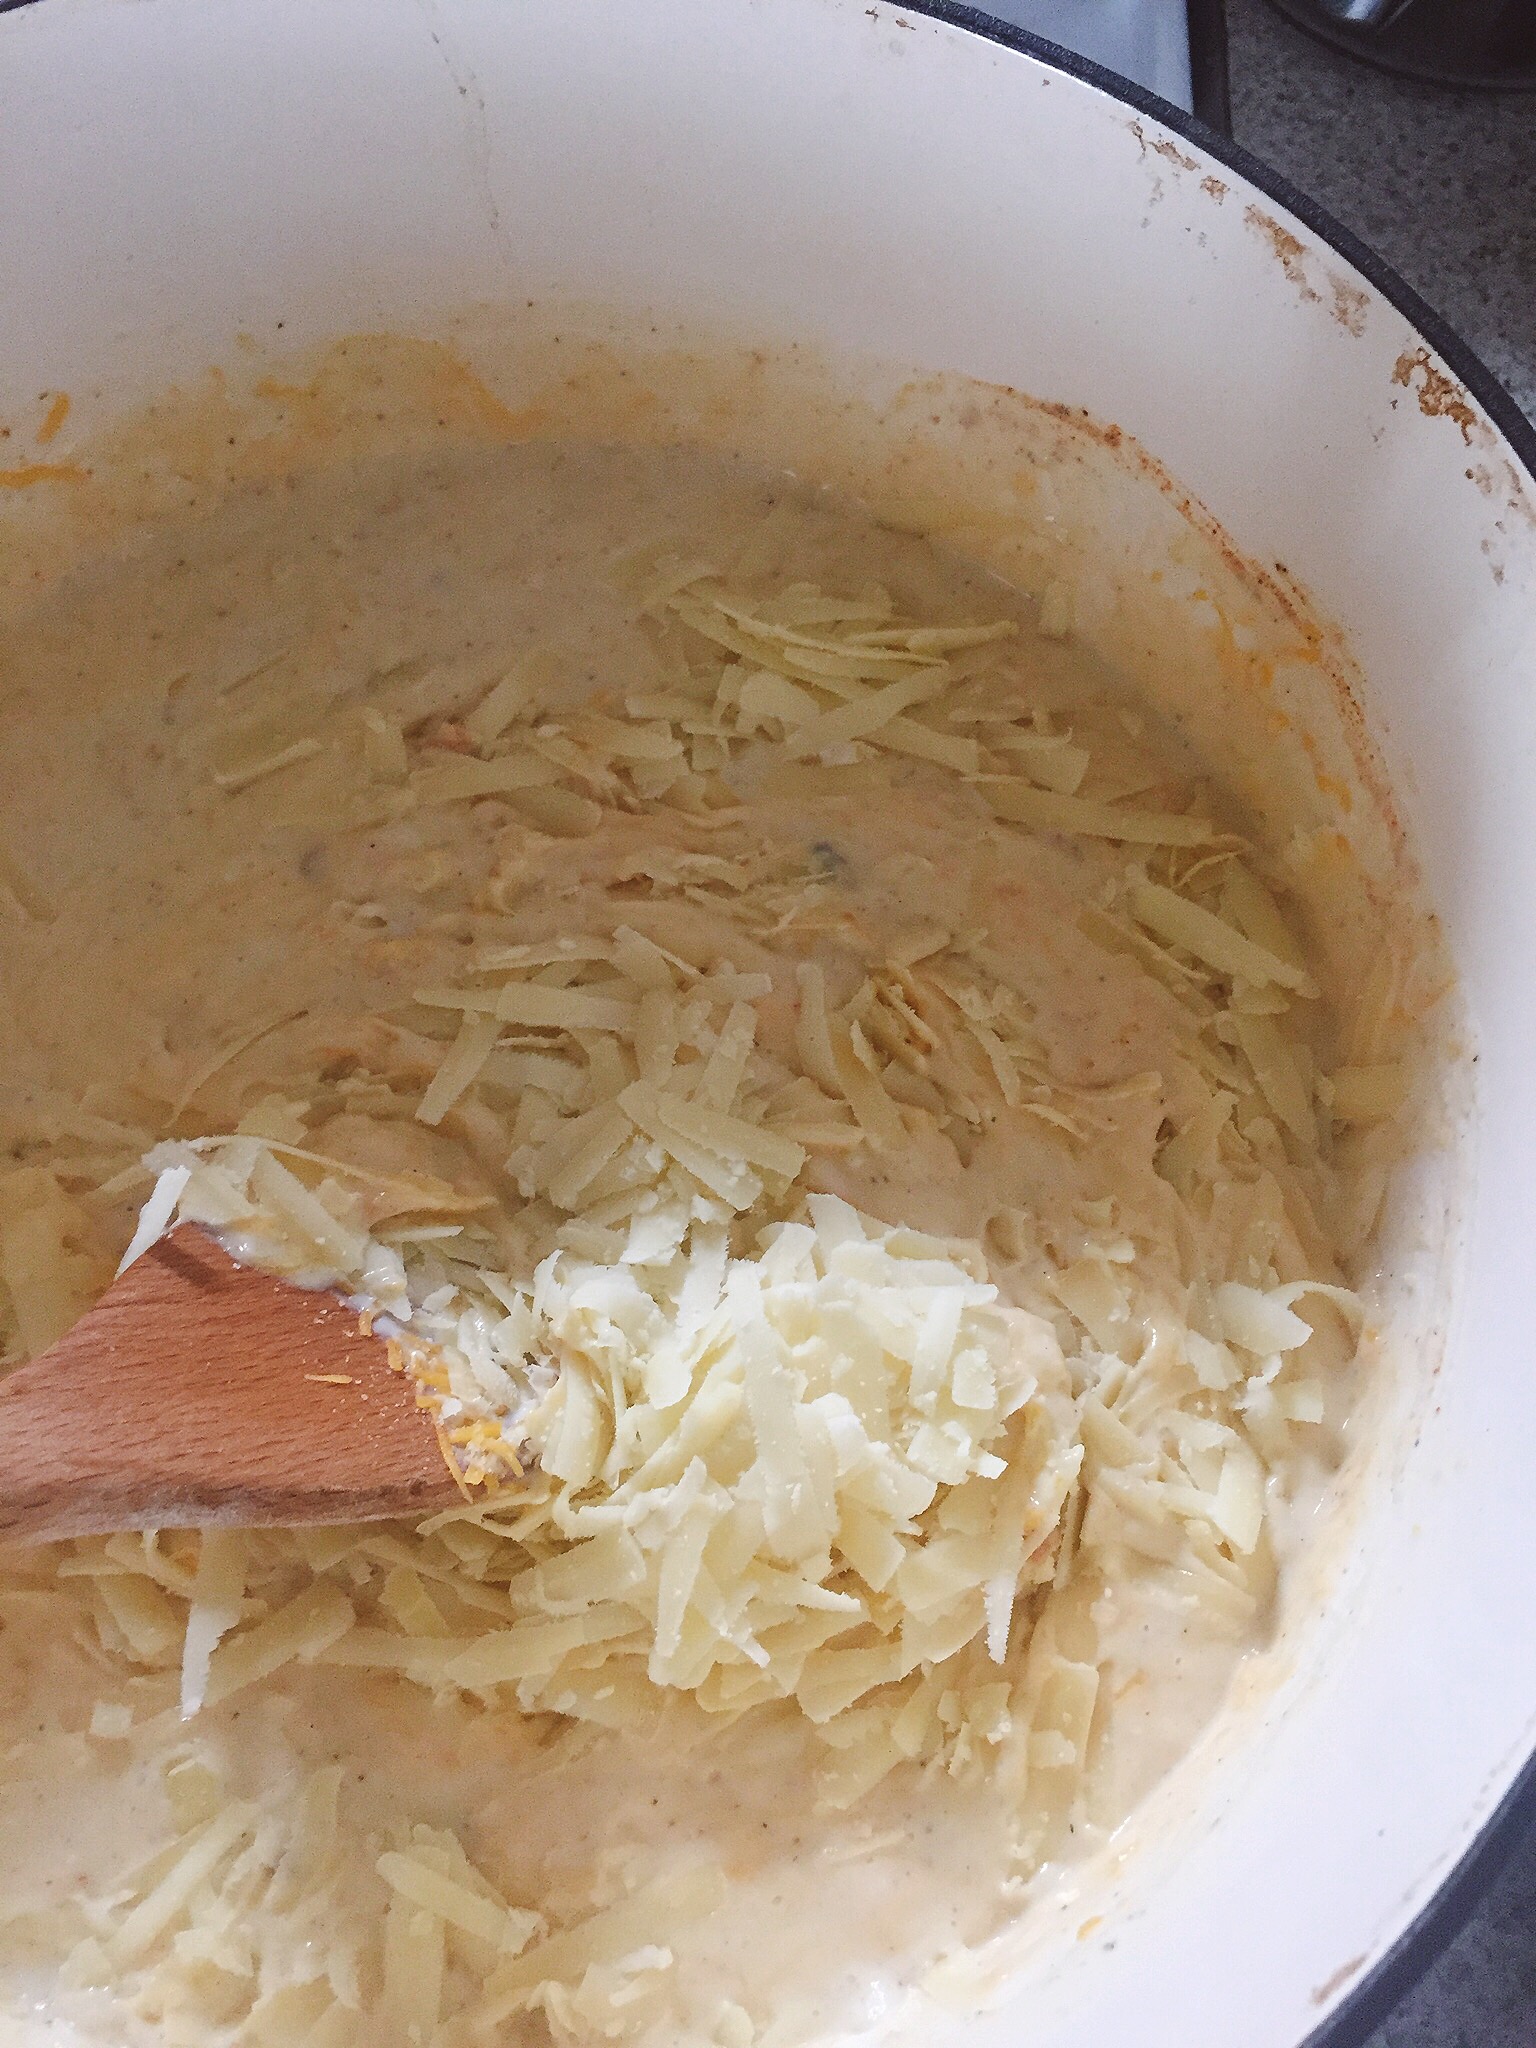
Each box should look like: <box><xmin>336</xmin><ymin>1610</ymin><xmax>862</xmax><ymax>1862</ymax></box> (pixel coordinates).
<box><xmin>0</xmin><ymin>1225</ymin><xmax>461</xmax><ymax>1545</ymax></box>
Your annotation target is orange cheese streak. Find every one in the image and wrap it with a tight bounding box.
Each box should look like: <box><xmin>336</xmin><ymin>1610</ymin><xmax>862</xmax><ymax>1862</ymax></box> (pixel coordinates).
<box><xmin>36</xmin><ymin>393</ymin><xmax>71</xmax><ymax>445</ymax></box>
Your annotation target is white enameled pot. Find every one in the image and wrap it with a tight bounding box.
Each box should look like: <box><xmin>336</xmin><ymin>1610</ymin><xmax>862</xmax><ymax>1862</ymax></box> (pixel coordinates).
<box><xmin>1</xmin><ymin>2</ymin><xmax>1533</xmax><ymax>2043</ymax></box>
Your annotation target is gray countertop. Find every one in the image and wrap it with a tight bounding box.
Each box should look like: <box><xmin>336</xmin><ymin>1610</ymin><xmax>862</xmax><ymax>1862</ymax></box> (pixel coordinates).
<box><xmin>1226</xmin><ymin>0</ymin><xmax>1536</xmax><ymax>418</ymax></box>
<box><xmin>1225</xmin><ymin>7</ymin><xmax>1536</xmax><ymax>2043</ymax></box>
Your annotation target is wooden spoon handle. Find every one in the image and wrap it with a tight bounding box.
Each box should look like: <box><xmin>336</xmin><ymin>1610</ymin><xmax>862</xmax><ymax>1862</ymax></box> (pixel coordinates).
<box><xmin>0</xmin><ymin>1226</ymin><xmax>459</xmax><ymax>1544</ymax></box>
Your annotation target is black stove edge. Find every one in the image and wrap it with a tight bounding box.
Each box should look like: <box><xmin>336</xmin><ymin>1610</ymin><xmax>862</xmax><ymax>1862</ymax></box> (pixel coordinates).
<box><xmin>1</xmin><ymin>0</ymin><xmax>1534</xmax><ymax>2038</ymax></box>
<box><xmin>1187</xmin><ymin>0</ymin><xmax>1233</xmax><ymax>131</ymax></box>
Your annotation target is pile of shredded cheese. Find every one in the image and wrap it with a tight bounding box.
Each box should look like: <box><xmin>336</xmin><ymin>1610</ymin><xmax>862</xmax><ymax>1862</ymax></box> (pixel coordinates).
<box><xmin>0</xmin><ymin>536</ymin><xmax>1422</xmax><ymax>2048</ymax></box>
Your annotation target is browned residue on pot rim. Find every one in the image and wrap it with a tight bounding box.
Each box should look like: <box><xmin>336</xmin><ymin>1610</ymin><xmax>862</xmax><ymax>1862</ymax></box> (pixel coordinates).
<box><xmin>1243</xmin><ymin>205</ymin><xmax>1371</xmax><ymax>337</ymax></box>
<box><xmin>1392</xmin><ymin>345</ymin><xmax>1481</xmax><ymax>446</ymax></box>
<box><xmin>1312</xmin><ymin>1952</ymin><xmax>1370</xmax><ymax>2005</ymax></box>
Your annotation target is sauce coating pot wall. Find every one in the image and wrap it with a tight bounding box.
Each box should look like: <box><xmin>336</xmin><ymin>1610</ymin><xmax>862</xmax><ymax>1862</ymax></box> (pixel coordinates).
<box><xmin>0</xmin><ymin>1</ymin><xmax>1533</xmax><ymax>2043</ymax></box>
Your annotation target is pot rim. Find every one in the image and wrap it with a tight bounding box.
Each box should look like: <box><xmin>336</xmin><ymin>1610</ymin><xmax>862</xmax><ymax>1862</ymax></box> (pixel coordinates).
<box><xmin>890</xmin><ymin>5</ymin><xmax>1536</xmax><ymax>2041</ymax></box>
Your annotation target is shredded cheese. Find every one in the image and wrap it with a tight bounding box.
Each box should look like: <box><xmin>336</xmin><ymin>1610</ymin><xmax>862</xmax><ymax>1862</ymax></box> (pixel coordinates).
<box><xmin>0</xmin><ymin>536</ymin><xmax>1405</xmax><ymax>2048</ymax></box>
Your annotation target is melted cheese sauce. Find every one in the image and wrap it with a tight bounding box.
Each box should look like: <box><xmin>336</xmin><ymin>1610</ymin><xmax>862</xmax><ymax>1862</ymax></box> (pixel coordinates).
<box><xmin>0</xmin><ymin>438</ymin><xmax>1369</xmax><ymax>2047</ymax></box>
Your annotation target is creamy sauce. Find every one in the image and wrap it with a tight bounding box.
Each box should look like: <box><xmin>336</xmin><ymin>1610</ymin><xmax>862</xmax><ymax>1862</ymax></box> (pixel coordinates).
<box><xmin>0</xmin><ymin>436</ymin><xmax>1379</xmax><ymax>2046</ymax></box>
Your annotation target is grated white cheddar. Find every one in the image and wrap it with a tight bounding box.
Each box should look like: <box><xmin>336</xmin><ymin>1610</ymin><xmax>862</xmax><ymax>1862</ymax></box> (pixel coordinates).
<box><xmin>94</xmin><ymin>561</ymin><xmax>1374</xmax><ymax>1767</ymax></box>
